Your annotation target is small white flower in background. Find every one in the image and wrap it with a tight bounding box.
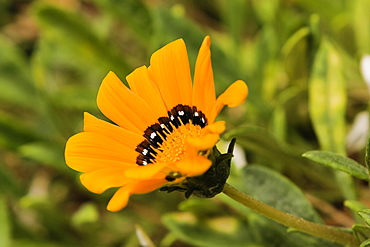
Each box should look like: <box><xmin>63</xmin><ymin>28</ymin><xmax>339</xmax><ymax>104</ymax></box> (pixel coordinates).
<box><xmin>346</xmin><ymin>111</ymin><xmax>369</xmax><ymax>154</ymax></box>
<box><xmin>346</xmin><ymin>55</ymin><xmax>370</xmax><ymax>153</ymax></box>
<box><xmin>361</xmin><ymin>55</ymin><xmax>370</xmax><ymax>92</ymax></box>
<box><xmin>232</xmin><ymin>144</ymin><xmax>248</xmax><ymax>170</ymax></box>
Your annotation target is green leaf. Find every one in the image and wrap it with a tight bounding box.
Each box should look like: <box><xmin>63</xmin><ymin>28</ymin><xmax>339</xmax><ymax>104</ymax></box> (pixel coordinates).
<box><xmin>303</xmin><ymin>150</ymin><xmax>370</xmax><ymax>181</ymax></box>
<box><xmin>242</xmin><ymin>165</ymin><xmax>322</xmax><ymax>222</ymax></box>
<box><xmin>0</xmin><ymin>197</ymin><xmax>11</xmax><ymax>247</ymax></box>
<box><xmin>353</xmin><ymin>224</ymin><xmax>370</xmax><ymax>244</ymax></box>
<box><xmin>282</xmin><ymin>27</ymin><xmax>310</xmax><ymax>59</ymax></box>
<box><xmin>361</xmin><ymin>238</ymin><xmax>370</xmax><ymax>247</ymax></box>
<box><xmin>308</xmin><ymin>39</ymin><xmax>356</xmax><ymax>200</ymax></box>
<box><xmin>308</xmin><ymin>39</ymin><xmax>347</xmax><ymax>154</ymax></box>
<box><xmin>359</xmin><ymin>209</ymin><xmax>370</xmax><ymax>226</ymax></box>
<box><xmin>345</xmin><ymin>200</ymin><xmax>369</xmax><ymax>214</ymax></box>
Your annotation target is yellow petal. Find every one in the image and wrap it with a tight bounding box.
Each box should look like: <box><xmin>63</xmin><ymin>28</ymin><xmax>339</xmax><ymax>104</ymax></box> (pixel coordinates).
<box><xmin>84</xmin><ymin>112</ymin><xmax>144</xmax><ymax>149</ymax></box>
<box><xmin>193</xmin><ymin>36</ymin><xmax>216</xmax><ymax>118</ymax></box>
<box><xmin>206</xmin><ymin>121</ymin><xmax>226</xmax><ymax>134</ymax></box>
<box><xmin>97</xmin><ymin>71</ymin><xmax>158</xmax><ymax>133</ymax></box>
<box><xmin>209</xmin><ymin>80</ymin><xmax>248</xmax><ymax>123</ymax></box>
<box><xmin>126</xmin><ymin>66</ymin><xmax>168</xmax><ymax>118</ymax></box>
<box><xmin>124</xmin><ymin>162</ymin><xmax>168</xmax><ymax>179</ymax></box>
<box><xmin>107</xmin><ymin>179</ymin><xmax>167</xmax><ymax>212</ymax></box>
<box><xmin>106</xmin><ymin>186</ymin><xmax>131</xmax><ymax>212</ymax></box>
<box><xmin>187</xmin><ymin>133</ymin><xmax>220</xmax><ymax>151</ymax></box>
<box><xmin>148</xmin><ymin>39</ymin><xmax>193</xmax><ymax>109</ymax></box>
<box><xmin>80</xmin><ymin>168</ymin><xmax>130</xmax><ymax>194</ymax></box>
<box><xmin>174</xmin><ymin>154</ymin><xmax>212</xmax><ymax>177</ymax></box>
<box><xmin>65</xmin><ymin>132</ymin><xmax>137</xmax><ymax>172</ymax></box>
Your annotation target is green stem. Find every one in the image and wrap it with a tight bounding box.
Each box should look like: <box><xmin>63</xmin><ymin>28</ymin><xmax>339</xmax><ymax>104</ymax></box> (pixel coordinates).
<box><xmin>222</xmin><ymin>183</ymin><xmax>358</xmax><ymax>247</ymax></box>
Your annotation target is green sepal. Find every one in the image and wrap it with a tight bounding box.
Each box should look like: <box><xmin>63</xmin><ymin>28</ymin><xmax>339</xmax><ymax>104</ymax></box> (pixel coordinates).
<box><xmin>160</xmin><ymin>138</ymin><xmax>236</xmax><ymax>198</ymax></box>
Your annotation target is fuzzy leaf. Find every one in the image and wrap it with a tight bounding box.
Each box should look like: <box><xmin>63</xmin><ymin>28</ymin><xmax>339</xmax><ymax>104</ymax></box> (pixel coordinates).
<box><xmin>359</xmin><ymin>209</ymin><xmax>370</xmax><ymax>226</ymax></box>
<box><xmin>303</xmin><ymin>151</ymin><xmax>369</xmax><ymax>181</ymax></box>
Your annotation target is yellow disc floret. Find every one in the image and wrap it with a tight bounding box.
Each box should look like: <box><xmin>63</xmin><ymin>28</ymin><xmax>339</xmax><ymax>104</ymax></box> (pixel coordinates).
<box><xmin>155</xmin><ymin>122</ymin><xmax>202</xmax><ymax>163</ymax></box>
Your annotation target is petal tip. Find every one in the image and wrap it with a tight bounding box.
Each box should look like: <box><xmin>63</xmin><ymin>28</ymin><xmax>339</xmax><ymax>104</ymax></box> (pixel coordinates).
<box><xmin>102</xmin><ymin>71</ymin><xmax>121</xmax><ymax>84</ymax></box>
<box><xmin>107</xmin><ymin>188</ymin><xmax>130</xmax><ymax>212</ymax></box>
<box><xmin>229</xmin><ymin>80</ymin><xmax>248</xmax><ymax>107</ymax></box>
<box><xmin>203</xmin><ymin>36</ymin><xmax>211</xmax><ymax>47</ymax></box>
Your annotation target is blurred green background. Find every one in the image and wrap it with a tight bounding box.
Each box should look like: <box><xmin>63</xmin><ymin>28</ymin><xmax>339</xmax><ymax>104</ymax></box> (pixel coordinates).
<box><xmin>1</xmin><ymin>0</ymin><xmax>369</xmax><ymax>246</ymax></box>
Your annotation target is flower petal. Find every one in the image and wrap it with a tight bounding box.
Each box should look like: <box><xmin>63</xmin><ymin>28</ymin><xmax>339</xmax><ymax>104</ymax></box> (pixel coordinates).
<box><xmin>187</xmin><ymin>133</ymin><xmax>220</xmax><ymax>151</ymax></box>
<box><xmin>193</xmin><ymin>36</ymin><xmax>216</xmax><ymax>118</ymax></box>
<box><xmin>84</xmin><ymin>112</ymin><xmax>144</xmax><ymax>149</ymax></box>
<box><xmin>209</xmin><ymin>80</ymin><xmax>248</xmax><ymax>123</ymax></box>
<box><xmin>148</xmin><ymin>39</ymin><xmax>193</xmax><ymax>109</ymax></box>
<box><xmin>106</xmin><ymin>186</ymin><xmax>131</xmax><ymax>212</ymax></box>
<box><xmin>80</xmin><ymin>167</ymin><xmax>129</xmax><ymax>194</ymax></box>
<box><xmin>65</xmin><ymin>132</ymin><xmax>137</xmax><ymax>172</ymax></box>
<box><xmin>126</xmin><ymin>66</ymin><xmax>168</xmax><ymax>118</ymax></box>
<box><xmin>107</xmin><ymin>179</ymin><xmax>167</xmax><ymax>212</ymax></box>
<box><xmin>97</xmin><ymin>71</ymin><xmax>159</xmax><ymax>133</ymax></box>
<box><xmin>206</xmin><ymin>121</ymin><xmax>226</xmax><ymax>134</ymax></box>
<box><xmin>124</xmin><ymin>162</ymin><xmax>168</xmax><ymax>180</ymax></box>
<box><xmin>174</xmin><ymin>154</ymin><xmax>212</xmax><ymax>177</ymax></box>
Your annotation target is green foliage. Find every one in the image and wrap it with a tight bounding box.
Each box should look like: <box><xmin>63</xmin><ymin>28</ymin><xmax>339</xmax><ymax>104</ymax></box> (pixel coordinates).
<box><xmin>366</xmin><ymin>137</ymin><xmax>370</xmax><ymax>172</ymax></box>
<box><xmin>0</xmin><ymin>197</ymin><xmax>11</xmax><ymax>247</ymax></box>
<box><xmin>0</xmin><ymin>0</ymin><xmax>368</xmax><ymax>246</ymax></box>
<box><xmin>308</xmin><ymin>39</ymin><xmax>347</xmax><ymax>154</ymax></box>
<box><xmin>163</xmin><ymin>165</ymin><xmax>339</xmax><ymax>246</ymax></box>
<box><xmin>353</xmin><ymin>0</ymin><xmax>370</xmax><ymax>54</ymax></box>
<box><xmin>33</xmin><ymin>3</ymin><xmax>131</xmax><ymax>79</ymax></box>
<box><xmin>303</xmin><ymin>151</ymin><xmax>370</xmax><ymax>181</ymax></box>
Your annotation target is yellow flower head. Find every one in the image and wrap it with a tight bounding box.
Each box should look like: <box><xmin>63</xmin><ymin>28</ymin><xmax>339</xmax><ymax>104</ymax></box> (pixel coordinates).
<box><xmin>65</xmin><ymin>36</ymin><xmax>248</xmax><ymax>212</ymax></box>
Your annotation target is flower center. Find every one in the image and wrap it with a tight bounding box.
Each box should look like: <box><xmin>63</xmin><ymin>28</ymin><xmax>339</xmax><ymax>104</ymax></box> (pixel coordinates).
<box><xmin>155</xmin><ymin>123</ymin><xmax>202</xmax><ymax>163</ymax></box>
<box><xmin>135</xmin><ymin>104</ymin><xmax>207</xmax><ymax>167</ymax></box>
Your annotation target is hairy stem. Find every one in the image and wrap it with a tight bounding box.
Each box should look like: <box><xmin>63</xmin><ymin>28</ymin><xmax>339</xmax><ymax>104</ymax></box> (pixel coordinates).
<box><xmin>222</xmin><ymin>183</ymin><xmax>358</xmax><ymax>246</ymax></box>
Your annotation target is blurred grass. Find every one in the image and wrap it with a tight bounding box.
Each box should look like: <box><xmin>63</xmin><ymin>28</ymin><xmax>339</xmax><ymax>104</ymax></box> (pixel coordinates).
<box><xmin>0</xmin><ymin>0</ymin><xmax>369</xmax><ymax>246</ymax></box>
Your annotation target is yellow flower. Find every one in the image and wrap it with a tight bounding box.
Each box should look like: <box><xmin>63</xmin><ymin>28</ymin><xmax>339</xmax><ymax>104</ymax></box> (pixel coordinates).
<box><xmin>65</xmin><ymin>36</ymin><xmax>248</xmax><ymax>212</ymax></box>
